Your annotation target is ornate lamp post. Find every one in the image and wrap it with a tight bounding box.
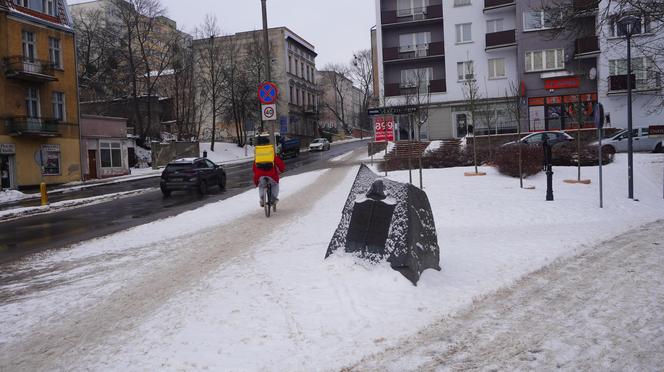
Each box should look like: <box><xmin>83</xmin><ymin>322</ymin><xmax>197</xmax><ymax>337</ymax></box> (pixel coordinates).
<box><xmin>618</xmin><ymin>14</ymin><xmax>640</xmax><ymax>200</ymax></box>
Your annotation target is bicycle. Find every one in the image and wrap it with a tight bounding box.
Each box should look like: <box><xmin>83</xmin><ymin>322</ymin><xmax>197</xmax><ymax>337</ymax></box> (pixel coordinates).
<box><xmin>261</xmin><ymin>176</ymin><xmax>277</xmax><ymax>218</ymax></box>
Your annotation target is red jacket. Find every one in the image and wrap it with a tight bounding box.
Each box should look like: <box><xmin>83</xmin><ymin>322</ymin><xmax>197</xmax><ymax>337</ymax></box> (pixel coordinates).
<box><xmin>253</xmin><ymin>155</ymin><xmax>286</xmax><ymax>186</ymax></box>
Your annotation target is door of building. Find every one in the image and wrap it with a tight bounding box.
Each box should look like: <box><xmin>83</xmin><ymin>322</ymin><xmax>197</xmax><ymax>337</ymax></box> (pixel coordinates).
<box><xmin>456</xmin><ymin>113</ymin><xmax>469</xmax><ymax>138</ymax></box>
<box><xmin>1</xmin><ymin>155</ymin><xmax>13</xmax><ymax>190</ymax></box>
<box><xmin>88</xmin><ymin>150</ymin><xmax>98</xmax><ymax>179</ymax></box>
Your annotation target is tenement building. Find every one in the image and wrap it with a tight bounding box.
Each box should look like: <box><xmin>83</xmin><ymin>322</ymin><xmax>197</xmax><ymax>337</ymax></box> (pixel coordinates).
<box><xmin>1</xmin><ymin>0</ymin><xmax>81</xmax><ymax>190</ymax></box>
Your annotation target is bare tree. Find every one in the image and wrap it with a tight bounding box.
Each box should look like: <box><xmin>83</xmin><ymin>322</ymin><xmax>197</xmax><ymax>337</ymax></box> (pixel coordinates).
<box><xmin>351</xmin><ymin>49</ymin><xmax>374</xmax><ymax>131</ymax></box>
<box><xmin>461</xmin><ymin>66</ymin><xmax>482</xmax><ymax>175</ymax></box>
<box><xmin>320</xmin><ymin>64</ymin><xmax>352</xmax><ymax>134</ymax></box>
<box><xmin>71</xmin><ymin>7</ymin><xmax>124</xmax><ymax>101</ymax></box>
<box><xmin>402</xmin><ymin>68</ymin><xmax>431</xmax><ymax>188</ymax></box>
<box><xmin>505</xmin><ymin>82</ymin><xmax>526</xmax><ymax>188</ymax></box>
<box><xmin>195</xmin><ymin>15</ymin><xmax>224</xmax><ymax>151</ymax></box>
<box><xmin>167</xmin><ymin>32</ymin><xmax>199</xmax><ymax>140</ymax></box>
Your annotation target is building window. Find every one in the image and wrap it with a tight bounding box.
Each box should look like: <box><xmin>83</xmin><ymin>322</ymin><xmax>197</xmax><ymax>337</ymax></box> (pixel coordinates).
<box><xmin>523</xmin><ymin>10</ymin><xmax>559</xmax><ymax>31</ymax></box>
<box><xmin>397</xmin><ymin>0</ymin><xmax>427</xmax><ymax>17</ymax></box>
<box><xmin>455</xmin><ymin>23</ymin><xmax>472</xmax><ymax>43</ymax></box>
<box><xmin>488</xmin><ymin>58</ymin><xmax>506</xmax><ymax>79</ymax></box>
<box><xmin>399</xmin><ymin>32</ymin><xmax>431</xmax><ymax>54</ymax></box>
<box><xmin>609</xmin><ymin>57</ymin><xmax>660</xmax><ymax>90</ymax></box>
<box><xmin>41</xmin><ymin>144</ymin><xmax>61</xmax><ymax>176</ymax></box>
<box><xmin>22</xmin><ymin>31</ymin><xmax>36</xmax><ymax>62</ymax></box>
<box><xmin>52</xmin><ymin>92</ymin><xmax>65</xmax><ymax>121</ymax></box>
<box><xmin>400</xmin><ymin>67</ymin><xmax>433</xmax><ymax>93</ymax></box>
<box><xmin>525</xmin><ymin>49</ymin><xmax>565</xmax><ymax>72</ymax></box>
<box><xmin>290</xmin><ymin>85</ymin><xmax>294</xmax><ymax>104</ymax></box>
<box><xmin>486</xmin><ymin>19</ymin><xmax>504</xmax><ymax>33</ymax></box>
<box><xmin>296</xmin><ymin>88</ymin><xmax>300</xmax><ymax>105</ymax></box>
<box><xmin>43</xmin><ymin>0</ymin><xmax>55</xmax><ymax>15</ymax></box>
<box><xmin>454</xmin><ymin>0</ymin><xmax>471</xmax><ymax>6</ymax></box>
<box><xmin>609</xmin><ymin>15</ymin><xmax>652</xmax><ymax>37</ymax></box>
<box><xmin>288</xmin><ymin>56</ymin><xmax>292</xmax><ymax>73</ymax></box>
<box><xmin>100</xmin><ymin>142</ymin><xmax>122</xmax><ymax>168</ymax></box>
<box><xmin>14</xmin><ymin>0</ymin><xmax>28</xmax><ymax>7</ymax></box>
<box><xmin>457</xmin><ymin>61</ymin><xmax>474</xmax><ymax>81</ymax></box>
<box><xmin>26</xmin><ymin>87</ymin><xmax>40</xmax><ymax>118</ymax></box>
<box><xmin>301</xmin><ymin>62</ymin><xmax>304</xmax><ymax>79</ymax></box>
<box><xmin>49</xmin><ymin>38</ymin><xmax>62</xmax><ymax>69</ymax></box>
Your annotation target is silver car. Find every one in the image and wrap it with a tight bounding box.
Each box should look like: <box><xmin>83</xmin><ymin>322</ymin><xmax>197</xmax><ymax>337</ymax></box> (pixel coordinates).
<box><xmin>592</xmin><ymin>128</ymin><xmax>663</xmax><ymax>154</ymax></box>
<box><xmin>309</xmin><ymin>138</ymin><xmax>330</xmax><ymax>151</ymax></box>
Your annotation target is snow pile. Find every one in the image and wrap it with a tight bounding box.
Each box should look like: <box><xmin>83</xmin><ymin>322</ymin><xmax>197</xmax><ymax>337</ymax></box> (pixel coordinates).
<box><xmin>1</xmin><ymin>153</ymin><xmax>664</xmax><ymax>371</ymax></box>
<box><xmin>133</xmin><ymin>145</ymin><xmax>151</xmax><ymax>167</ymax></box>
<box><xmin>200</xmin><ymin>142</ymin><xmax>254</xmax><ymax>164</ymax></box>
<box><xmin>0</xmin><ymin>190</ymin><xmax>28</xmax><ymax>203</ymax></box>
<box><xmin>424</xmin><ymin>140</ymin><xmax>443</xmax><ymax>154</ymax></box>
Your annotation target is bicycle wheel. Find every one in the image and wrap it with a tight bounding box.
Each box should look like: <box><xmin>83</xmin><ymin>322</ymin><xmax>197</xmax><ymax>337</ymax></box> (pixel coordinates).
<box><xmin>264</xmin><ymin>183</ymin><xmax>271</xmax><ymax>218</ymax></box>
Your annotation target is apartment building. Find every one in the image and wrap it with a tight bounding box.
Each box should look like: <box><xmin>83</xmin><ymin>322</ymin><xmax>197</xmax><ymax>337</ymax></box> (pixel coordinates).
<box><xmin>518</xmin><ymin>0</ymin><xmax>600</xmax><ymax>132</ymax></box>
<box><xmin>375</xmin><ymin>0</ymin><xmax>518</xmax><ymax>140</ymax></box>
<box><xmin>0</xmin><ymin>0</ymin><xmax>81</xmax><ymax>189</ymax></box>
<box><xmin>597</xmin><ymin>0</ymin><xmax>664</xmax><ymax>130</ymax></box>
<box><xmin>375</xmin><ymin>0</ymin><xmax>663</xmax><ymax>139</ymax></box>
<box><xmin>194</xmin><ymin>27</ymin><xmax>319</xmax><ymax>141</ymax></box>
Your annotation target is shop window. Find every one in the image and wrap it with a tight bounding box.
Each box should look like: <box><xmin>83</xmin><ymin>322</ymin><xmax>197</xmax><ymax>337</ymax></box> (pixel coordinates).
<box><xmin>41</xmin><ymin>144</ymin><xmax>61</xmax><ymax>176</ymax></box>
<box><xmin>100</xmin><ymin>142</ymin><xmax>122</xmax><ymax>168</ymax></box>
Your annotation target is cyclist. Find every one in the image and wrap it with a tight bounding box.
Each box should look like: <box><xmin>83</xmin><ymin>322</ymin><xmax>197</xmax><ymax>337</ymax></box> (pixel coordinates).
<box><xmin>253</xmin><ymin>140</ymin><xmax>286</xmax><ymax>208</ymax></box>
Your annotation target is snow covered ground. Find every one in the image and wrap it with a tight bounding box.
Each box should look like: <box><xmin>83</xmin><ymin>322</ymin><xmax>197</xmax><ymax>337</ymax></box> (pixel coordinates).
<box><xmin>0</xmin><ymin>152</ymin><xmax>663</xmax><ymax>371</ymax></box>
<box><xmin>0</xmin><ymin>190</ymin><xmax>29</xmax><ymax>203</ymax></box>
<box><xmin>200</xmin><ymin>142</ymin><xmax>255</xmax><ymax>164</ymax></box>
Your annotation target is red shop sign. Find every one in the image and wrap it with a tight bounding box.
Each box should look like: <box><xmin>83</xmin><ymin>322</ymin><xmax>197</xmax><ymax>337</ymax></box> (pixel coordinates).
<box><xmin>544</xmin><ymin>77</ymin><xmax>580</xmax><ymax>90</ymax></box>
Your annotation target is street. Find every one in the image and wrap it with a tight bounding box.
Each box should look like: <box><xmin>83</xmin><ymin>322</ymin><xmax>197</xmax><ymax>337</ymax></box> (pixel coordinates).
<box><xmin>0</xmin><ymin>140</ymin><xmax>367</xmax><ymax>264</ymax></box>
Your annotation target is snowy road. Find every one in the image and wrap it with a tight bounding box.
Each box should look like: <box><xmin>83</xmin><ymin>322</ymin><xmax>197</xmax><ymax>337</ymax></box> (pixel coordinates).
<box><xmin>0</xmin><ymin>151</ymin><xmax>362</xmax><ymax>371</ymax></box>
<box><xmin>351</xmin><ymin>220</ymin><xmax>664</xmax><ymax>371</ymax></box>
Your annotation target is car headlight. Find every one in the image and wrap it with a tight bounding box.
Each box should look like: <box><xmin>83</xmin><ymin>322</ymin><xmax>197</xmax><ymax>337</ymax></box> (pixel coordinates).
<box><xmin>189</xmin><ymin>177</ymin><xmax>198</xmax><ymax>182</ymax></box>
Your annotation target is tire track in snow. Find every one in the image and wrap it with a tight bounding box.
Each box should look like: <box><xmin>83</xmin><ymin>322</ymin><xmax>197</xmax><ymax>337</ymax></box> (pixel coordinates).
<box><xmin>0</xmin><ymin>152</ymin><xmax>363</xmax><ymax>371</ymax></box>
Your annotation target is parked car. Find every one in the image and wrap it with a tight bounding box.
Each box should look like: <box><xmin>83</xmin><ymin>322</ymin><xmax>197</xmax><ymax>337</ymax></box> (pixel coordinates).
<box><xmin>502</xmin><ymin>131</ymin><xmax>575</xmax><ymax>148</ymax></box>
<box><xmin>160</xmin><ymin>157</ymin><xmax>226</xmax><ymax>197</ymax></box>
<box><xmin>590</xmin><ymin>128</ymin><xmax>663</xmax><ymax>154</ymax></box>
<box><xmin>309</xmin><ymin>138</ymin><xmax>330</xmax><ymax>152</ymax></box>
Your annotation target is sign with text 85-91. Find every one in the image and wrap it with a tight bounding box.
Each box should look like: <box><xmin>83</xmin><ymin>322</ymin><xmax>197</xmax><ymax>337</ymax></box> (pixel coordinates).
<box><xmin>374</xmin><ymin>116</ymin><xmax>395</xmax><ymax>142</ymax></box>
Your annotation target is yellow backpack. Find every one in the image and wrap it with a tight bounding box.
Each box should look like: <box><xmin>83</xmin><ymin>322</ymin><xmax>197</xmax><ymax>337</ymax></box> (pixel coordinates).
<box><xmin>255</xmin><ymin>145</ymin><xmax>275</xmax><ymax>170</ymax></box>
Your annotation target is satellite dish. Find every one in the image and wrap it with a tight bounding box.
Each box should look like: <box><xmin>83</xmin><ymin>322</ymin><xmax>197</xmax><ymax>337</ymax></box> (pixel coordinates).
<box><xmin>589</xmin><ymin>67</ymin><xmax>597</xmax><ymax>80</ymax></box>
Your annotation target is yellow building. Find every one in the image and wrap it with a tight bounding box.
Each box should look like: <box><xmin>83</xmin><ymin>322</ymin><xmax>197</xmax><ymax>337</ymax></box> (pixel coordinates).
<box><xmin>0</xmin><ymin>0</ymin><xmax>81</xmax><ymax>190</ymax></box>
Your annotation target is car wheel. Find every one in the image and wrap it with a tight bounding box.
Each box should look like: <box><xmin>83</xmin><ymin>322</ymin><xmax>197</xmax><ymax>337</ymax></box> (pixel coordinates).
<box><xmin>198</xmin><ymin>180</ymin><xmax>207</xmax><ymax>195</ymax></box>
<box><xmin>655</xmin><ymin>143</ymin><xmax>663</xmax><ymax>153</ymax></box>
<box><xmin>161</xmin><ymin>187</ymin><xmax>171</xmax><ymax>197</ymax></box>
<box><xmin>219</xmin><ymin>175</ymin><xmax>226</xmax><ymax>190</ymax></box>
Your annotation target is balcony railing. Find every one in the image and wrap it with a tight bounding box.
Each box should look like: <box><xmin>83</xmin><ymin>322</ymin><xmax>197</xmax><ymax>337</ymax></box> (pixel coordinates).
<box><xmin>575</xmin><ymin>36</ymin><xmax>600</xmax><ymax>57</ymax></box>
<box><xmin>304</xmin><ymin>105</ymin><xmax>319</xmax><ymax>115</ymax></box>
<box><xmin>385</xmin><ymin>79</ymin><xmax>446</xmax><ymax>97</ymax></box>
<box><xmin>384</xmin><ymin>42</ymin><xmax>445</xmax><ymax>62</ymax></box>
<box><xmin>5</xmin><ymin>117</ymin><xmax>61</xmax><ymax>136</ymax></box>
<box><xmin>573</xmin><ymin>0</ymin><xmax>599</xmax><ymax>12</ymax></box>
<box><xmin>608</xmin><ymin>74</ymin><xmax>661</xmax><ymax>92</ymax></box>
<box><xmin>3</xmin><ymin>56</ymin><xmax>57</xmax><ymax>82</ymax></box>
<box><xmin>484</xmin><ymin>0</ymin><xmax>515</xmax><ymax>11</ymax></box>
<box><xmin>381</xmin><ymin>5</ymin><xmax>443</xmax><ymax>25</ymax></box>
<box><xmin>485</xmin><ymin>30</ymin><xmax>516</xmax><ymax>50</ymax></box>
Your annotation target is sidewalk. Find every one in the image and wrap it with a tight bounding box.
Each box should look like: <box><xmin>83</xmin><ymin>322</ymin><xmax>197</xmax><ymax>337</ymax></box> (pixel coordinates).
<box><xmin>350</xmin><ymin>220</ymin><xmax>664</xmax><ymax>371</ymax></box>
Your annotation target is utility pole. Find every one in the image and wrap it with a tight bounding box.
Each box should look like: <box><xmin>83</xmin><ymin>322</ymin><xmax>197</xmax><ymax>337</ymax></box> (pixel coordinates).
<box><xmin>261</xmin><ymin>0</ymin><xmax>276</xmax><ymax>151</ymax></box>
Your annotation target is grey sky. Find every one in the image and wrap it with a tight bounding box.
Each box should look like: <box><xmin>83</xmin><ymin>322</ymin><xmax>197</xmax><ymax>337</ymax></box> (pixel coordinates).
<box><xmin>68</xmin><ymin>0</ymin><xmax>376</xmax><ymax>67</ymax></box>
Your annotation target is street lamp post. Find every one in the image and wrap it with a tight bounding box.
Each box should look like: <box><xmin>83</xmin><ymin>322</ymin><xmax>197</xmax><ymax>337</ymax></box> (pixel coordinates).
<box><xmin>619</xmin><ymin>15</ymin><xmax>640</xmax><ymax>200</ymax></box>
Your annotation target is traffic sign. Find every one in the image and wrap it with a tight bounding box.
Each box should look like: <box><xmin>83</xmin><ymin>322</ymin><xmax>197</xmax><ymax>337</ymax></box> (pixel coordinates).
<box><xmin>262</xmin><ymin>104</ymin><xmax>277</xmax><ymax>121</ymax></box>
<box><xmin>258</xmin><ymin>82</ymin><xmax>278</xmax><ymax>105</ymax></box>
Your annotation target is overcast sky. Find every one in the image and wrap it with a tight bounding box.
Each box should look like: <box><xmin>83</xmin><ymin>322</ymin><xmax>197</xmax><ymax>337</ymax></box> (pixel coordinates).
<box><xmin>68</xmin><ymin>0</ymin><xmax>376</xmax><ymax>67</ymax></box>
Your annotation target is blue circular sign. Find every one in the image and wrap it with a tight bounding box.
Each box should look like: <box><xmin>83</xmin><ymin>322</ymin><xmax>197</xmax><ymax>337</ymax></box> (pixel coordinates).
<box><xmin>258</xmin><ymin>82</ymin><xmax>278</xmax><ymax>104</ymax></box>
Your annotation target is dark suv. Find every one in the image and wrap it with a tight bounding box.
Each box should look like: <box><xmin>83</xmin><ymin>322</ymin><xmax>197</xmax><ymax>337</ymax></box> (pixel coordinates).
<box><xmin>160</xmin><ymin>158</ymin><xmax>226</xmax><ymax>197</ymax></box>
